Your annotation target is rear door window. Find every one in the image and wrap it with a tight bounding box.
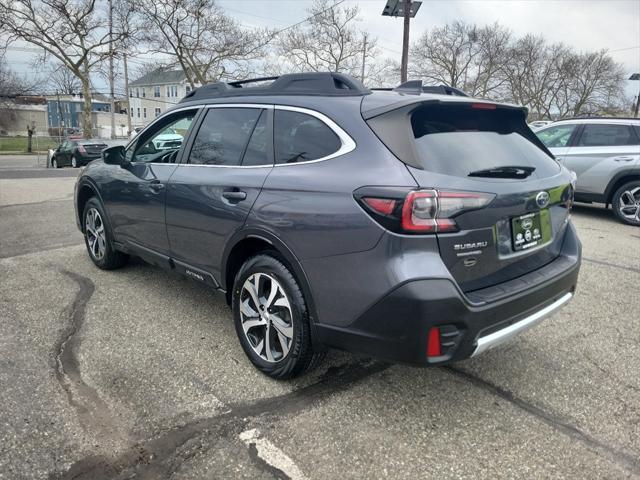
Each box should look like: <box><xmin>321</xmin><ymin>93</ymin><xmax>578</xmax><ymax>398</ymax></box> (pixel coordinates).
<box><xmin>576</xmin><ymin>124</ymin><xmax>636</xmax><ymax>147</ymax></box>
<box><xmin>408</xmin><ymin>104</ymin><xmax>560</xmax><ymax>178</ymax></box>
<box><xmin>189</xmin><ymin>108</ymin><xmax>263</xmax><ymax>166</ymax></box>
<box><xmin>274</xmin><ymin>110</ymin><xmax>341</xmax><ymax>164</ymax></box>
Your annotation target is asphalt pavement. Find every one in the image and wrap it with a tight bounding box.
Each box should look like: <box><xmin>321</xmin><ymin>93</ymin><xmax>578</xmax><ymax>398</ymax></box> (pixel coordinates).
<box><xmin>0</xmin><ymin>156</ymin><xmax>638</xmax><ymax>479</ymax></box>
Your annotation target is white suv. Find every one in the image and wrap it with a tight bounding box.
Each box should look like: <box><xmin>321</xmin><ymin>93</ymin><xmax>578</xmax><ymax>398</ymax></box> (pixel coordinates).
<box><xmin>536</xmin><ymin>118</ymin><xmax>640</xmax><ymax>225</ymax></box>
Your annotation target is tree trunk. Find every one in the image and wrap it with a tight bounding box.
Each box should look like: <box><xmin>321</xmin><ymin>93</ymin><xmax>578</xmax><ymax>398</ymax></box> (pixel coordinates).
<box><xmin>81</xmin><ymin>61</ymin><xmax>92</xmax><ymax>139</ymax></box>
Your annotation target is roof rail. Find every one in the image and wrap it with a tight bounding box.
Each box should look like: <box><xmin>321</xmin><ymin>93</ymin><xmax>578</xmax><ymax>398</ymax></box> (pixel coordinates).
<box><xmin>180</xmin><ymin>72</ymin><xmax>371</xmax><ymax>103</ymax></box>
<box><xmin>556</xmin><ymin>116</ymin><xmax>640</xmax><ymax>122</ymax></box>
<box><xmin>391</xmin><ymin>80</ymin><xmax>468</xmax><ymax>97</ymax></box>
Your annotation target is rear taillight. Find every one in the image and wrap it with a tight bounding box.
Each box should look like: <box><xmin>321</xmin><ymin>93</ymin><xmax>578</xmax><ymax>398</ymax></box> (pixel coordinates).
<box><xmin>359</xmin><ymin>189</ymin><xmax>494</xmax><ymax>234</ymax></box>
<box><xmin>77</xmin><ymin>144</ymin><xmax>86</xmax><ymax>154</ymax></box>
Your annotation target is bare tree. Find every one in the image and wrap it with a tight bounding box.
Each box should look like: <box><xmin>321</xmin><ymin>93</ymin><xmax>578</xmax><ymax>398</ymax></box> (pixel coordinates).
<box><xmin>0</xmin><ymin>0</ymin><xmax>131</xmax><ymax>137</ymax></box>
<box><xmin>409</xmin><ymin>21</ymin><xmax>626</xmax><ymax>120</ymax></box>
<box><xmin>132</xmin><ymin>0</ymin><xmax>270</xmax><ymax>86</ymax></box>
<box><xmin>47</xmin><ymin>63</ymin><xmax>81</xmax><ymax>95</ymax></box>
<box><xmin>410</xmin><ymin>21</ymin><xmax>481</xmax><ymax>90</ymax></box>
<box><xmin>276</xmin><ymin>0</ymin><xmax>371</xmax><ymax>77</ymax></box>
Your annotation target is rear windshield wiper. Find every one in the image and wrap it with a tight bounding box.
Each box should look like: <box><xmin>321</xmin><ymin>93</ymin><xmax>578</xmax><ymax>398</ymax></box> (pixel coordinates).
<box><xmin>468</xmin><ymin>166</ymin><xmax>535</xmax><ymax>179</ymax></box>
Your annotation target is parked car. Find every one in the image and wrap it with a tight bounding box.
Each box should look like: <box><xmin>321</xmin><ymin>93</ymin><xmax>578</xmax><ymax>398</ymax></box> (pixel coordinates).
<box><xmin>528</xmin><ymin>120</ymin><xmax>552</xmax><ymax>130</ymax></box>
<box><xmin>51</xmin><ymin>139</ymin><xmax>109</xmax><ymax>168</ymax></box>
<box><xmin>151</xmin><ymin>127</ymin><xmax>184</xmax><ymax>150</ymax></box>
<box><xmin>535</xmin><ymin>118</ymin><xmax>640</xmax><ymax>225</ymax></box>
<box><xmin>74</xmin><ymin>73</ymin><xmax>581</xmax><ymax>379</ymax></box>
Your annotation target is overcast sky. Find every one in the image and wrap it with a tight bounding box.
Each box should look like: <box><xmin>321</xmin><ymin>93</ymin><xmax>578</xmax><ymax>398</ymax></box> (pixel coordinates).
<box><xmin>5</xmin><ymin>0</ymin><xmax>640</xmax><ymax>96</ymax></box>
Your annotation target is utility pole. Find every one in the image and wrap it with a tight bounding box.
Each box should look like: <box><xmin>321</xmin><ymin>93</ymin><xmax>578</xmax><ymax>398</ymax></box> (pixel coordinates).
<box><xmin>381</xmin><ymin>1</ymin><xmax>422</xmax><ymax>84</ymax></box>
<box><xmin>400</xmin><ymin>0</ymin><xmax>410</xmax><ymax>83</ymax></box>
<box><xmin>123</xmin><ymin>53</ymin><xmax>132</xmax><ymax>136</ymax></box>
<box><xmin>108</xmin><ymin>0</ymin><xmax>116</xmax><ymax>139</ymax></box>
<box><xmin>361</xmin><ymin>34</ymin><xmax>368</xmax><ymax>83</ymax></box>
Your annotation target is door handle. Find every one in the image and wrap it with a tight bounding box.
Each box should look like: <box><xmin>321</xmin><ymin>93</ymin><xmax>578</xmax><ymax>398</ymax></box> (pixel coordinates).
<box><xmin>613</xmin><ymin>156</ymin><xmax>634</xmax><ymax>162</ymax></box>
<box><xmin>222</xmin><ymin>190</ymin><xmax>247</xmax><ymax>201</ymax></box>
<box><xmin>149</xmin><ymin>181</ymin><xmax>165</xmax><ymax>192</ymax></box>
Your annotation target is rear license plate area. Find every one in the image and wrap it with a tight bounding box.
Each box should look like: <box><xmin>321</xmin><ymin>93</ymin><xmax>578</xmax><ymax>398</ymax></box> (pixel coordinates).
<box><xmin>511</xmin><ymin>212</ymin><xmax>545</xmax><ymax>251</ymax></box>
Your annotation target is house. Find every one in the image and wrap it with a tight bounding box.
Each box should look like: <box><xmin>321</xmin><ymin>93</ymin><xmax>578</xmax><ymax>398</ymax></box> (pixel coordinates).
<box><xmin>0</xmin><ymin>96</ymin><xmax>47</xmax><ymax>136</ymax></box>
<box><xmin>46</xmin><ymin>94</ymin><xmax>111</xmax><ymax>130</ymax></box>
<box><xmin>128</xmin><ymin>68</ymin><xmax>199</xmax><ymax>128</ymax></box>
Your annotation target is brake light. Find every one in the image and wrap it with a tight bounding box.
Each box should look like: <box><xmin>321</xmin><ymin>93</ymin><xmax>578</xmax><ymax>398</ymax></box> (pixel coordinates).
<box><xmin>363</xmin><ymin>197</ymin><xmax>397</xmax><ymax>215</ymax></box>
<box><xmin>401</xmin><ymin>190</ymin><xmax>494</xmax><ymax>233</ymax></box>
<box><xmin>77</xmin><ymin>144</ymin><xmax>86</xmax><ymax>153</ymax></box>
<box><xmin>471</xmin><ymin>103</ymin><xmax>497</xmax><ymax>110</ymax></box>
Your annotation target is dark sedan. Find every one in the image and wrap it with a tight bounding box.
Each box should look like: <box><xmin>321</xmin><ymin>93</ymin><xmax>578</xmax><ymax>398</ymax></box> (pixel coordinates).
<box><xmin>51</xmin><ymin>139</ymin><xmax>109</xmax><ymax>168</ymax></box>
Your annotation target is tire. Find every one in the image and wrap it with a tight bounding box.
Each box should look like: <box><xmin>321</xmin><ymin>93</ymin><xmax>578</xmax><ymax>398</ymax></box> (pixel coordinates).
<box><xmin>232</xmin><ymin>254</ymin><xmax>325</xmax><ymax>379</ymax></box>
<box><xmin>82</xmin><ymin>197</ymin><xmax>129</xmax><ymax>269</ymax></box>
<box><xmin>52</xmin><ymin>157</ymin><xmax>59</xmax><ymax>168</ymax></box>
<box><xmin>612</xmin><ymin>181</ymin><xmax>640</xmax><ymax>226</ymax></box>
<box><xmin>71</xmin><ymin>156</ymin><xmax>78</xmax><ymax>168</ymax></box>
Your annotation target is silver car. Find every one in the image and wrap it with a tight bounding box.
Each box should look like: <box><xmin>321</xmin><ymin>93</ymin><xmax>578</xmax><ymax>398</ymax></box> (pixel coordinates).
<box><xmin>536</xmin><ymin>118</ymin><xmax>640</xmax><ymax>225</ymax></box>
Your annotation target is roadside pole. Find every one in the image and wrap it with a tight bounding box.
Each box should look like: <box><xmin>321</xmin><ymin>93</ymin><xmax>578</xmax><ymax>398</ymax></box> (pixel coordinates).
<box><xmin>123</xmin><ymin>54</ymin><xmax>132</xmax><ymax>137</ymax></box>
<box><xmin>108</xmin><ymin>0</ymin><xmax>116</xmax><ymax>139</ymax></box>
<box><xmin>400</xmin><ymin>0</ymin><xmax>410</xmax><ymax>83</ymax></box>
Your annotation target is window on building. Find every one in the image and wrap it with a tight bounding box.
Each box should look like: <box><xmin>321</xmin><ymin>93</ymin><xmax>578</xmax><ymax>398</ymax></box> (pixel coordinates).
<box><xmin>188</xmin><ymin>108</ymin><xmax>264</xmax><ymax>166</ymax></box>
<box><xmin>274</xmin><ymin>110</ymin><xmax>341</xmax><ymax>164</ymax></box>
<box><xmin>142</xmin><ymin>88</ymin><xmax>146</xmax><ymax>98</ymax></box>
<box><xmin>137</xmin><ymin>108</ymin><xmax>140</xmax><ymax>118</ymax></box>
<box><xmin>129</xmin><ymin>89</ymin><xmax>133</xmax><ymax>98</ymax></box>
<box><xmin>154</xmin><ymin>86</ymin><xmax>160</xmax><ymax>97</ymax></box>
<box><xmin>155</xmin><ymin>108</ymin><xmax>161</xmax><ymax>117</ymax></box>
<box><xmin>143</xmin><ymin>108</ymin><xmax>147</xmax><ymax>118</ymax></box>
<box><xmin>131</xmin><ymin>109</ymin><xmax>134</xmax><ymax>118</ymax></box>
<box><xmin>185</xmin><ymin>85</ymin><xmax>191</xmax><ymax>94</ymax></box>
<box><xmin>135</xmin><ymin>88</ymin><xmax>139</xmax><ymax>98</ymax></box>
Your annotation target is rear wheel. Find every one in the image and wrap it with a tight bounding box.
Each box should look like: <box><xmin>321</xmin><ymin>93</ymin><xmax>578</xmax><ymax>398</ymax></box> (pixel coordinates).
<box><xmin>82</xmin><ymin>197</ymin><xmax>128</xmax><ymax>269</ymax></box>
<box><xmin>232</xmin><ymin>254</ymin><xmax>324</xmax><ymax>379</ymax></box>
<box><xmin>612</xmin><ymin>181</ymin><xmax>640</xmax><ymax>226</ymax></box>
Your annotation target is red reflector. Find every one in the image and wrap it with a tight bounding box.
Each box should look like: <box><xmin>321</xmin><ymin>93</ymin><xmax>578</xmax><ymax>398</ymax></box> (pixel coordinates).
<box><xmin>471</xmin><ymin>103</ymin><xmax>497</xmax><ymax>110</ymax></box>
<box><xmin>363</xmin><ymin>197</ymin><xmax>397</xmax><ymax>215</ymax></box>
<box><xmin>427</xmin><ymin>327</ymin><xmax>442</xmax><ymax>358</ymax></box>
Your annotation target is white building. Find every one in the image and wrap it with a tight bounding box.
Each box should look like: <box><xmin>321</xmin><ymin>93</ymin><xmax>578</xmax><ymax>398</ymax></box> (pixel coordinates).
<box><xmin>128</xmin><ymin>68</ymin><xmax>199</xmax><ymax>128</ymax></box>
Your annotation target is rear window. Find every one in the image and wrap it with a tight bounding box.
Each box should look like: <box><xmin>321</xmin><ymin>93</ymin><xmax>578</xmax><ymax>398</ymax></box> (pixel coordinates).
<box><xmin>368</xmin><ymin>103</ymin><xmax>561</xmax><ymax>178</ymax></box>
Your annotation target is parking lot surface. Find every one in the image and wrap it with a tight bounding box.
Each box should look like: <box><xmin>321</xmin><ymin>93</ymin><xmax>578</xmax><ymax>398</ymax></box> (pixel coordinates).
<box><xmin>1</xmin><ymin>156</ymin><xmax>639</xmax><ymax>479</ymax></box>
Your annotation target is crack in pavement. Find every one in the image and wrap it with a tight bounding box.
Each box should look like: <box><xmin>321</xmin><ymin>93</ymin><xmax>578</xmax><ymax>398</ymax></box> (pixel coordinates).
<box><xmin>583</xmin><ymin>257</ymin><xmax>640</xmax><ymax>275</ymax></box>
<box><xmin>53</xmin><ymin>270</ymin><xmax>133</xmax><ymax>454</ymax></box>
<box><xmin>445</xmin><ymin>366</ymin><xmax>640</xmax><ymax>475</ymax></box>
<box><xmin>51</xmin><ymin>360</ymin><xmax>390</xmax><ymax>480</ymax></box>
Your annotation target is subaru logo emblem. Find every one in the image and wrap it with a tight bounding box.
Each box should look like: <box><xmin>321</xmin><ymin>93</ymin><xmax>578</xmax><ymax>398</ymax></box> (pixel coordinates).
<box><xmin>536</xmin><ymin>191</ymin><xmax>550</xmax><ymax>208</ymax></box>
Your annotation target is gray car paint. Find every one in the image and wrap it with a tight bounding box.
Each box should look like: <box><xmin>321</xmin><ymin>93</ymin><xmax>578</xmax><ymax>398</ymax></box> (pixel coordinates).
<box><xmin>75</xmin><ymin>88</ymin><xmax>577</xmax><ymax>339</ymax></box>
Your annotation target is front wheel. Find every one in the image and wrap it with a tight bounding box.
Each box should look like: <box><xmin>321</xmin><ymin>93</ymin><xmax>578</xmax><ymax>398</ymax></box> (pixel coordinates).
<box><xmin>612</xmin><ymin>181</ymin><xmax>640</xmax><ymax>226</ymax></box>
<box><xmin>71</xmin><ymin>156</ymin><xmax>78</xmax><ymax>168</ymax></box>
<box><xmin>82</xmin><ymin>197</ymin><xmax>128</xmax><ymax>269</ymax></box>
<box><xmin>232</xmin><ymin>254</ymin><xmax>325</xmax><ymax>379</ymax></box>
<box><xmin>52</xmin><ymin>157</ymin><xmax>59</xmax><ymax>168</ymax></box>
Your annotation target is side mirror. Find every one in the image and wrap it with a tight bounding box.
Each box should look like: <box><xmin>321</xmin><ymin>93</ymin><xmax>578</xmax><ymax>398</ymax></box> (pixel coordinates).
<box><xmin>102</xmin><ymin>145</ymin><xmax>127</xmax><ymax>166</ymax></box>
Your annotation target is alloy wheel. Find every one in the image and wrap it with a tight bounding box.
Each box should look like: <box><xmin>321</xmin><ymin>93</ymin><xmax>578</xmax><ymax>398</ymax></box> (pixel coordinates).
<box><xmin>85</xmin><ymin>208</ymin><xmax>106</xmax><ymax>260</ymax></box>
<box><xmin>239</xmin><ymin>273</ymin><xmax>294</xmax><ymax>363</ymax></box>
<box><xmin>618</xmin><ymin>186</ymin><xmax>640</xmax><ymax>222</ymax></box>
<box><xmin>52</xmin><ymin>158</ymin><xmax>57</xmax><ymax>168</ymax></box>
<box><xmin>71</xmin><ymin>156</ymin><xmax>77</xmax><ymax>168</ymax></box>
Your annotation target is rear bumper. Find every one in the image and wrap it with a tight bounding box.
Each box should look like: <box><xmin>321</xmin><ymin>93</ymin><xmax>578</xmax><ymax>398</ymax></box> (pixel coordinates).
<box><xmin>316</xmin><ymin>221</ymin><xmax>581</xmax><ymax>365</ymax></box>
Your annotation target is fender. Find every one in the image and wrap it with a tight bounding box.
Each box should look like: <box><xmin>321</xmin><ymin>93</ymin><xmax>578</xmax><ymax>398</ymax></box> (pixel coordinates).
<box><xmin>604</xmin><ymin>167</ymin><xmax>640</xmax><ymax>203</ymax></box>
<box><xmin>221</xmin><ymin>227</ymin><xmax>323</xmax><ymax>346</ymax></box>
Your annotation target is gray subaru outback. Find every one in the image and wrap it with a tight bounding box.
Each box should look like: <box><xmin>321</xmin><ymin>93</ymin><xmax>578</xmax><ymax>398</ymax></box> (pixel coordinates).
<box><xmin>74</xmin><ymin>73</ymin><xmax>581</xmax><ymax>379</ymax></box>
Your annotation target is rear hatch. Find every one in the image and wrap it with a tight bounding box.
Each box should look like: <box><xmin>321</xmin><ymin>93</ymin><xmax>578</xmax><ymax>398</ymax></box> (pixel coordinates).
<box><xmin>364</xmin><ymin>99</ymin><xmax>574</xmax><ymax>292</ymax></box>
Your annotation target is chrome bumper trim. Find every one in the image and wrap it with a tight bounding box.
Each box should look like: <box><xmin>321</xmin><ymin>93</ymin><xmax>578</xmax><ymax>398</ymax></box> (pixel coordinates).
<box><xmin>471</xmin><ymin>292</ymin><xmax>573</xmax><ymax>357</ymax></box>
